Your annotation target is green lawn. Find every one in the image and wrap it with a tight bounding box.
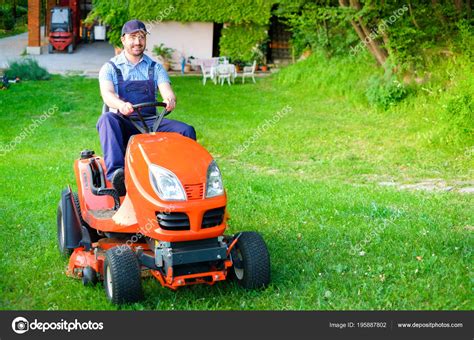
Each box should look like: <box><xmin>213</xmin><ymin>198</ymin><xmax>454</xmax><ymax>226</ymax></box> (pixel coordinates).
<box><xmin>0</xmin><ymin>73</ymin><xmax>472</xmax><ymax>310</ymax></box>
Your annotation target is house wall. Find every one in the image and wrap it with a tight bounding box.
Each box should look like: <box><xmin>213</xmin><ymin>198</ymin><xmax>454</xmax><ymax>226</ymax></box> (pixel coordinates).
<box><xmin>144</xmin><ymin>21</ymin><xmax>214</xmax><ymax>69</ymax></box>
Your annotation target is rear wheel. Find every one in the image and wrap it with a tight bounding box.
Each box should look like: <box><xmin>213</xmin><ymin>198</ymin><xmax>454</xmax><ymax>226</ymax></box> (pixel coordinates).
<box><xmin>103</xmin><ymin>247</ymin><xmax>143</xmax><ymax>304</ymax></box>
<box><xmin>230</xmin><ymin>232</ymin><xmax>270</xmax><ymax>289</ymax></box>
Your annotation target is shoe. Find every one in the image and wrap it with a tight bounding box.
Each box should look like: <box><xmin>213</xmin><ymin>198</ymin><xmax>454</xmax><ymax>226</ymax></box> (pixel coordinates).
<box><xmin>111</xmin><ymin>168</ymin><xmax>126</xmax><ymax>196</ymax></box>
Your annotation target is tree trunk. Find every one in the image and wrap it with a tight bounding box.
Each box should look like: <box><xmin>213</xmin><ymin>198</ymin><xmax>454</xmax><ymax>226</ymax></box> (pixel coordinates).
<box><xmin>408</xmin><ymin>1</ymin><xmax>420</xmax><ymax>29</ymax></box>
<box><xmin>339</xmin><ymin>0</ymin><xmax>388</xmax><ymax>66</ymax></box>
<box><xmin>12</xmin><ymin>0</ymin><xmax>16</xmax><ymax>18</ymax></box>
<box><xmin>453</xmin><ymin>0</ymin><xmax>463</xmax><ymax>13</ymax></box>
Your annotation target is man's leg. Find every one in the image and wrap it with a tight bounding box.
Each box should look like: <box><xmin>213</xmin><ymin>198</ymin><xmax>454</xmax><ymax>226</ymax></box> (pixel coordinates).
<box><xmin>154</xmin><ymin>118</ymin><xmax>197</xmax><ymax>140</ymax></box>
<box><xmin>96</xmin><ymin>111</ymin><xmax>140</xmax><ymax>181</ymax></box>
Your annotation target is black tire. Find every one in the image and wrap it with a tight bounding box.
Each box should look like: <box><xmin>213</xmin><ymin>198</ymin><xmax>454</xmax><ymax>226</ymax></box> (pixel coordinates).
<box><xmin>57</xmin><ymin>199</ymin><xmax>73</xmax><ymax>257</ymax></box>
<box><xmin>67</xmin><ymin>44</ymin><xmax>73</xmax><ymax>54</ymax></box>
<box><xmin>48</xmin><ymin>44</ymin><xmax>53</xmax><ymax>54</ymax></box>
<box><xmin>230</xmin><ymin>232</ymin><xmax>270</xmax><ymax>289</ymax></box>
<box><xmin>103</xmin><ymin>247</ymin><xmax>143</xmax><ymax>304</ymax></box>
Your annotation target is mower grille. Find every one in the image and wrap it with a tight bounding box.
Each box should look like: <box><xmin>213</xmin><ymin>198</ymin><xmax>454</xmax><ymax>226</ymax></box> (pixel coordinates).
<box><xmin>201</xmin><ymin>207</ymin><xmax>225</xmax><ymax>229</ymax></box>
<box><xmin>157</xmin><ymin>212</ymin><xmax>190</xmax><ymax>231</ymax></box>
<box><xmin>184</xmin><ymin>183</ymin><xmax>204</xmax><ymax>200</ymax></box>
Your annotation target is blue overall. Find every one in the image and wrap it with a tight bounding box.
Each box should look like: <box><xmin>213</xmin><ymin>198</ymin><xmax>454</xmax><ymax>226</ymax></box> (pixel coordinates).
<box><xmin>97</xmin><ymin>61</ymin><xmax>196</xmax><ymax>181</ymax></box>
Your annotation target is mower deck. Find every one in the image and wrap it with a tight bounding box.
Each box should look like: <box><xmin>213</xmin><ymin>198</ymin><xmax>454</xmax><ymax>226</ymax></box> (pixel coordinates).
<box><xmin>67</xmin><ymin>237</ymin><xmax>233</xmax><ymax>290</ymax></box>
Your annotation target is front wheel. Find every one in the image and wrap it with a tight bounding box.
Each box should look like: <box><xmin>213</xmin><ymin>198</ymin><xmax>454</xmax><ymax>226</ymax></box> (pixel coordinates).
<box><xmin>230</xmin><ymin>232</ymin><xmax>270</xmax><ymax>289</ymax></box>
<box><xmin>103</xmin><ymin>247</ymin><xmax>143</xmax><ymax>304</ymax></box>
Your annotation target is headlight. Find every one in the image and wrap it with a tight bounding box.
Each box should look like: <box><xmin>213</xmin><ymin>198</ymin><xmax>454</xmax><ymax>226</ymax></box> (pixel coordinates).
<box><xmin>205</xmin><ymin>160</ymin><xmax>224</xmax><ymax>198</ymax></box>
<box><xmin>149</xmin><ymin>164</ymin><xmax>186</xmax><ymax>201</ymax></box>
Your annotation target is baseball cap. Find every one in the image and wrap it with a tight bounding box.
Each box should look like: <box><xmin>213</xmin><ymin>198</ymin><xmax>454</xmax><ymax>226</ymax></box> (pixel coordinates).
<box><xmin>121</xmin><ymin>20</ymin><xmax>149</xmax><ymax>36</ymax></box>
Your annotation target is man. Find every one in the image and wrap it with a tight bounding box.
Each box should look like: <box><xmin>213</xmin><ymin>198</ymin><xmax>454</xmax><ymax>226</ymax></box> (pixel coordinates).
<box><xmin>97</xmin><ymin>19</ymin><xmax>196</xmax><ymax>195</ymax></box>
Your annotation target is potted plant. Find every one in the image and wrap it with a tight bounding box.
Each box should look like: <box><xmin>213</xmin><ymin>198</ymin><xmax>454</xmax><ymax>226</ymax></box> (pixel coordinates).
<box><xmin>233</xmin><ymin>59</ymin><xmax>244</xmax><ymax>73</ymax></box>
<box><xmin>152</xmin><ymin>43</ymin><xmax>174</xmax><ymax>71</ymax></box>
<box><xmin>252</xmin><ymin>42</ymin><xmax>267</xmax><ymax>72</ymax></box>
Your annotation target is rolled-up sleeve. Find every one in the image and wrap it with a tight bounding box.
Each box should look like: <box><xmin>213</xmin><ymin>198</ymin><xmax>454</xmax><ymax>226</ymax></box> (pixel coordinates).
<box><xmin>154</xmin><ymin>63</ymin><xmax>171</xmax><ymax>86</ymax></box>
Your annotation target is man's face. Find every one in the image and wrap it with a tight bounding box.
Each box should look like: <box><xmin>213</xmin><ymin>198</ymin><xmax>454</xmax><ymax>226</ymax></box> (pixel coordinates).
<box><xmin>121</xmin><ymin>31</ymin><xmax>146</xmax><ymax>57</ymax></box>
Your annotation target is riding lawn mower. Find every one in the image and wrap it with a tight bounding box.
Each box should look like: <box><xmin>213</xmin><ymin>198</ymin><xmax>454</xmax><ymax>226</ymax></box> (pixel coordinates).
<box><xmin>57</xmin><ymin>102</ymin><xmax>271</xmax><ymax>304</ymax></box>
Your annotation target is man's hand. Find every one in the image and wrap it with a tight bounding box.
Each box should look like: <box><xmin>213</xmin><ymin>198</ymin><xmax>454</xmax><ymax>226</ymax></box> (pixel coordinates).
<box><xmin>163</xmin><ymin>97</ymin><xmax>176</xmax><ymax>111</ymax></box>
<box><xmin>119</xmin><ymin>102</ymin><xmax>134</xmax><ymax>116</ymax></box>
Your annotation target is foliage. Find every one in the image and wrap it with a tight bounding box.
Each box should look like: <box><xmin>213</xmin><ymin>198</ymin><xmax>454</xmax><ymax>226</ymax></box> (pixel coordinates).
<box><xmin>0</xmin><ymin>4</ymin><xmax>15</xmax><ymax>30</ymax></box>
<box><xmin>152</xmin><ymin>43</ymin><xmax>174</xmax><ymax>60</ymax></box>
<box><xmin>0</xmin><ymin>2</ymin><xmax>28</xmax><ymax>32</ymax></box>
<box><xmin>276</xmin><ymin>0</ymin><xmax>473</xmax><ymax>72</ymax></box>
<box><xmin>435</xmin><ymin>59</ymin><xmax>474</xmax><ymax>146</ymax></box>
<box><xmin>88</xmin><ymin>0</ymin><xmax>274</xmax><ymax>55</ymax></box>
<box><xmin>365</xmin><ymin>71</ymin><xmax>409</xmax><ymax>109</ymax></box>
<box><xmin>444</xmin><ymin>92</ymin><xmax>474</xmax><ymax>137</ymax></box>
<box><xmin>5</xmin><ymin>58</ymin><xmax>50</xmax><ymax>81</ymax></box>
<box><xmin>275</xmin><ymin>1</ymin><xmax>357</xmax><ymax>57</ymax></box>
<box><xmin>127</xmin><ymin>0</ymin><xmax>274</xmax><ymax>25</ymax></box>
<box><xmin>276</xmin><ymin>50</ymin><xmax>376</xmax><ymax>106</ymax></box>
<box><xmin>454</xmin><ymin>19</ymin><xmax>474</xmax><ymax>60</ymax></box>
<box><xmin>85</xmin><ymin>1</ymin><xmax>130</xmax><ymax>47</ymax></box>
<box><xmin>220</xmin><ymin>24</ymin><xmax>268</xmax><ymax>63</ymax></box>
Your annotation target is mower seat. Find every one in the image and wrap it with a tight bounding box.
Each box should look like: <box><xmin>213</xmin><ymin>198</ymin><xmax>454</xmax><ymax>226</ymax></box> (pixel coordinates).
<box><xmin>87</xmin><ymin>157</ymin><xmax>120</xmax><ymax>210</ymax></box>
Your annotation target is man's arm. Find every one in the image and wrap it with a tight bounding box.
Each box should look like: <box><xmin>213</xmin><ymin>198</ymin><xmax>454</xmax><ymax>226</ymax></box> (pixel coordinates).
<box><xmin>158</xmin><ymin>81</ymin><xmax>176</xmax><ymax>111</ymax></box>
<box><xmin>99</xmin><ymin>80</ymin><xmax>134</xmax><ymax>115</ymax></box>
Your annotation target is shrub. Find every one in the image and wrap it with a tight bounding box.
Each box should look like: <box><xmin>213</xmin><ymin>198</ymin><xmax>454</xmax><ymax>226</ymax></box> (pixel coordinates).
<box><xmin>0</xmin><ymin>4</ymin><xmax>15</xmax><ymax>30</ymax></box>
<box><xmin>366</xmin><ymin>71</ymin><xmax>409</xmax><ymax>109</ymax></box>
<box><xmin>219</xmin><ymin>24</ymin><xmax>268</xmax><ymax>63</ymax></box>
<box><xmin>5</xmin><ymin>58</ymin><xmax>51</xmax><ymax>81</ymax></box>
<box><xmin>2</xmin><ymin>15</ymin><xmax>15</xmax><ymax>31</ymax></box>
<box><xmin>441</xmin><ymin>71</ymin><xmax>474</xmax><ymax>143</ymax></box>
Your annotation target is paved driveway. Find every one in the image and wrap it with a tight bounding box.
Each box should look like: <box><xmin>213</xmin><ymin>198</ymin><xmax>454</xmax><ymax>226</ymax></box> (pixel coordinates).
<box><xmin>0</xmin><ymin>31</ymin><xmax>114</xmax><ymax>76</ymax></box>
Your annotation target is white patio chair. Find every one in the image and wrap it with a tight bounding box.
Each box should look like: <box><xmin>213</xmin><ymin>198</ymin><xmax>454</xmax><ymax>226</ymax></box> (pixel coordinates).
<box><xmin>199</xmin><ymin>59</ymin><xmax>218</xmax><ymax>85</ymax></box>
<box><xmin>242</xmin><ymin>60</ymin><xmax>257</xmax><ymax>84</ymax></box>
<box><xmin>217</xmin><ymin>64</ymin><xmax>232</xmax><ymax>86</ymax></box>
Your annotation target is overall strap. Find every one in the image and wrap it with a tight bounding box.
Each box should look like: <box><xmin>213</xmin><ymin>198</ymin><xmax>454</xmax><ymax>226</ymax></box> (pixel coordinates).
<box><xmin>148</xmin><ymin>61</ymin><xmax>156</xmax><ymax>82</ymax></box>
<box><xmin>108</xmin><ymin>61</ymin><xmax>124</xmax><ymax>82</ymax></box>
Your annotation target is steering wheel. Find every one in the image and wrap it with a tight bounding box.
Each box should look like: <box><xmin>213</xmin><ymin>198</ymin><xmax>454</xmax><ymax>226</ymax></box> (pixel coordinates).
<box><xmin>128</xmin><ymin>101</ymin><xmax>171</xmax><ymax>134</ymax></box>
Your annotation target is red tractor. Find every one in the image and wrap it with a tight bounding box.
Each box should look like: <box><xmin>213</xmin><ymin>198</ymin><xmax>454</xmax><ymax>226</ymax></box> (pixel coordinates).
<box><xmin>48</xmin><ymin>0</ymin><xmax>81</xmax><ymax>53</ymax></box>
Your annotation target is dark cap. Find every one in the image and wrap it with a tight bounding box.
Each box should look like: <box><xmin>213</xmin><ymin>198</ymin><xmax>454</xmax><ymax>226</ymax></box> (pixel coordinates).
<box><xmin>121</xmin><ymin>20</ymin><xmax>149</xmax><ymax>36</ymax></box>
